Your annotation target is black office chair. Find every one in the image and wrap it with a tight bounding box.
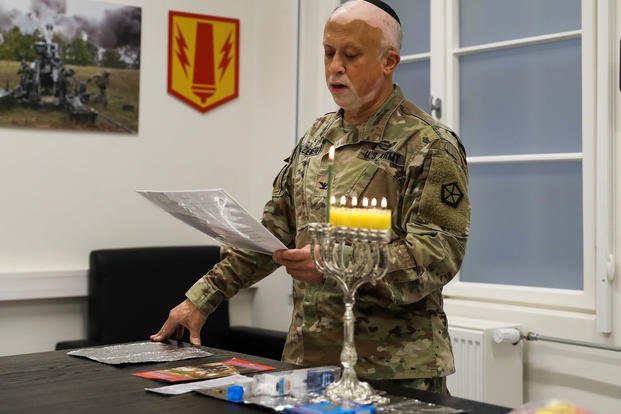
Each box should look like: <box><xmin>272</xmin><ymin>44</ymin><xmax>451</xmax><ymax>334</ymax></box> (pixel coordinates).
<box><xmin>55</xmin><ymin>245</ymin><xmax>287</xmax><ymax>360</ymax></box>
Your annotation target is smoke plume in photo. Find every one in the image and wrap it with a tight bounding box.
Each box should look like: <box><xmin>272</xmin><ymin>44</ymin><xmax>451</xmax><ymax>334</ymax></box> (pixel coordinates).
<box><xmin>0</xmin><ymin>0</ymin><xmax>141</xmax><ymax>55</ymax></box>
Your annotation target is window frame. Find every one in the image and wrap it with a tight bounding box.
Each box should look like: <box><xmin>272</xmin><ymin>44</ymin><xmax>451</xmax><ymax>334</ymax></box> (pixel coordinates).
<box><xmin>436</xmin><ymin>0</ymin><xmax>604</xmax><ymax>315</ymax></box>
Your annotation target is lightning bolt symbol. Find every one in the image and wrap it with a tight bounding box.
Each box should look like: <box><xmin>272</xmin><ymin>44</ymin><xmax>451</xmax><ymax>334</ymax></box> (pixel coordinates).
<box><xmin>175</xmin><ymin>24</ymin><xmax>190</xmax><ymax>78</ymax></box>
<box><xmin>218</xmin><ymin>31</ymin><xmax>233</xmax><ymax>80</ymax></box>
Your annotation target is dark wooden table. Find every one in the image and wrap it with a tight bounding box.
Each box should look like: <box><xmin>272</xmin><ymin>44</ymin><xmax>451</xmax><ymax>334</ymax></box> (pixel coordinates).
<box><xmin>0</xmin><ymin>343</ymin><xmax>512</xmax><ymax>413</ymax></box>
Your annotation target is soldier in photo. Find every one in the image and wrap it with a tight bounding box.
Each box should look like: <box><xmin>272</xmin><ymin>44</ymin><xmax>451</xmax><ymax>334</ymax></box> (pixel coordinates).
<box><xmin>151</xmin><ymin>0</ymin><xmax>470</xmax><ymax>395</ymax></box>
<box><xmin>16</xmin><ymin>57</ymin><xmax>34</xmax><ymax>99</ymax></box>
<box><xmin>88</xmin><ymin>70</ymin><xmax>111</xmax><ymax>108</ymax></box>
<box><xmin>17</xmin><ymin>57</ymin><xmax>33</xmax><ymax>84</ymax></box>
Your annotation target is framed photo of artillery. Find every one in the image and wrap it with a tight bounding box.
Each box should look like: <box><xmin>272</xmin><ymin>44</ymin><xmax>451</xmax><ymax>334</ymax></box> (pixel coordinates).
<box><xmin>0</xmin><ymin>0</ymin><xmax>141</xmax><ymax>133</ymax></box>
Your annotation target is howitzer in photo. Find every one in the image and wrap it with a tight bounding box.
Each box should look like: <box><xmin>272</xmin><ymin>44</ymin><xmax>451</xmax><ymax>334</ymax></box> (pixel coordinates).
<box><xmin>0</xmin><ymin>0</ymin><xmax>141</xmax><ymax>133</ymax></box>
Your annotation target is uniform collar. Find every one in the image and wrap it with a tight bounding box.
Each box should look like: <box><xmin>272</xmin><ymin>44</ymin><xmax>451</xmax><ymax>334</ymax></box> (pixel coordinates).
<box><xmin>328</xmin><ymin>85</ymin><xmax>405</xmax><ymax>145</ymax></box>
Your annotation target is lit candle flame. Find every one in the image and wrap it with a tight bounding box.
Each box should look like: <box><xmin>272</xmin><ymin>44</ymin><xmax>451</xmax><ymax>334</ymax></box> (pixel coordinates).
<box><xmin>370</xmin><ymin>197</ymin><xmax>377</xmax><ymax>208</ymax></box>
<box><xmin>381</xmin><ymin>197</ymin><xmax>388</xmax><ymax>208</ymax></box>
<box><xmin>362</xmin><ymin>197</ymin><xmax>369</xmax><ymax>208</ymax></box>
<box><xmin>351</xmin><ymin>196</ymin><xmax>358</xmax><ymax>207</ymax></box>
<box><xmin>340</xmin><ymin>196</ymin><xmax>347</xmax><ymax>207</ymax></box>
<box><xmin>330</xmin><ymin>195</ymin><xmax>336</xmax><ymax>205</ymax></box>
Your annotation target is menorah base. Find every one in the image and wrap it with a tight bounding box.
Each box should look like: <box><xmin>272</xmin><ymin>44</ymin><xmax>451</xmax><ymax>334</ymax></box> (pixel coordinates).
<box><xmin>325</xmin><ymin>370</ymin><xmax>389</xmax><ymax>405</ymax></box>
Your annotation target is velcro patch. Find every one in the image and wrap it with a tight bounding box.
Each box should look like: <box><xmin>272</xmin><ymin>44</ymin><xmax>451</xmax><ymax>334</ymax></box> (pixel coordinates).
<box><xmin>377</xmin><ymin>140</ymin><xmax>396</xmax><ymax>151</ymax></box>
<box><xmin>300</xmin><ymin>145</ymin><xmax>321</xmax><ymax>156</ymax></box>
<box><xmin>418</xmin><ymin>153</ymin><xmax>469</xmax><ymax>234</ymax></box>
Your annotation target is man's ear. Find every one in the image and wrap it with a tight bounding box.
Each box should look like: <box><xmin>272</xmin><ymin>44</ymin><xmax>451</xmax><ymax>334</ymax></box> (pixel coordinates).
<box><xmin>383</xmin><ymin>50</ymin><xmax>400</xmax><ymax>75</ymax></box>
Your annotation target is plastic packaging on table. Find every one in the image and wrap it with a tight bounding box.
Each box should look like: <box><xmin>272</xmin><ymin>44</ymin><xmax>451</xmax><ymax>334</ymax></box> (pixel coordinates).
<box><xmin>193</xmin><ymin>366</ymin><xmax>340</xmax><ymax>411</ymax></box>
<box><xmin>508</xmin><ymin>399</ymin><xmax>595</xmax><ymax>414</ymax></box>
<box><xmin>193</xmin><ymin>367</ymin><xmax>467</xmax><ymax>414</ymax></box>
<box><xmin>195</xmin><ymin>382</ymin><xmax>252</xmax><ymax>403</ymax></box>
<box><xmin>375</xmin><ymin>395</ymin><xmax>464</xmax><ymax>413</ymax></box>
<box><xmin>245</xmin><ymin>394</ymin><xmax>320</xmax><ymax>412</ymax></box>
<box><xmin>252</xmin><ymin>366</ymin><xmax>341</xmax><ymax>398</ymax></box>
<box><xmin>147</xmin><ymin>374</ymin><xmax>253</xmax><ymax>396</ymax></box>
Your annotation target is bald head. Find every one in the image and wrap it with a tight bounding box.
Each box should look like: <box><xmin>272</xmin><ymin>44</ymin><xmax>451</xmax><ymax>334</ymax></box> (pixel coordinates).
<box><xmin>322</xmin><ymin>0</ymin><xmax>401</xmax><ymax>123</ymax></box>
<box><xmin>329</xmin><ymin>0</ymin><xmax>402</xmax><ymax>53</ymax></box>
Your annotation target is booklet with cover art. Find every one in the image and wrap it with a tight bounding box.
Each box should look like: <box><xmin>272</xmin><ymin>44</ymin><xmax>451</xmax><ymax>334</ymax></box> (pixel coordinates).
<box><xmin>133</xmin><ymin>357</ymin><xmax>275</xmax><ymax>383</ymax></box>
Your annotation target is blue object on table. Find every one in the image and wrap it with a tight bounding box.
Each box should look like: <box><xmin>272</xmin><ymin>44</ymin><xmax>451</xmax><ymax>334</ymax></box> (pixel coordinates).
<box><xmin>227</xmin><ymin>385</ymin><xmax>245</xmax><ymax>403</ymax></box>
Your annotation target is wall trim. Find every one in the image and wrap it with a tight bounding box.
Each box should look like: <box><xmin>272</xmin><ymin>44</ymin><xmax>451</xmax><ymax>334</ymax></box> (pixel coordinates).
<box><xmin>0</xmin><ymin>270</ymin><xmax>88</xmax><ymax>301</ymax></box>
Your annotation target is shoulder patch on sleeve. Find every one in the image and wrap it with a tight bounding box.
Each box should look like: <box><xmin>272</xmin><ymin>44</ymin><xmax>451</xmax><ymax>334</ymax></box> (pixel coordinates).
<box><xmin>441</xmin><ymin>182</ymin><xmax>464</xmax><ymax>207</ymax></box>
<box><xmin>418</xmin><ymin>152</ymin><xmax>470</xmax><ymax>234</ymax></box>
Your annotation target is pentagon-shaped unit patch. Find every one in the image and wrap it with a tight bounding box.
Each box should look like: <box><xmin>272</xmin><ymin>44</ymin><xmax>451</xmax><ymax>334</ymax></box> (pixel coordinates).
<box><xmin>441</xmin><ymin>182</ymin><xmax>463</xmax><ymax>208</ymax></box>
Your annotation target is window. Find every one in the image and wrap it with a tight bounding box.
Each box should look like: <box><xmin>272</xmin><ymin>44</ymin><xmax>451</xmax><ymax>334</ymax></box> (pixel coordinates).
<box><xmin>390</xmin><ymin>0</ymin><xmax>430</xmax><ymax>110</ymax></box>
<box><xmin>453</xmin><ymin>0</ymin><xmax>584</xmax><ymax>290</ymax></box>
<box><xmin>387</xmin><ymin>0</ymin><xmax>612</xmax><ymax>322</ymax></box>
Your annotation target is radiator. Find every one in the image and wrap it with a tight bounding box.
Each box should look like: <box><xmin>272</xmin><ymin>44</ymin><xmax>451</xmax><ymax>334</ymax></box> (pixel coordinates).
<box><xmin>447</xmin><ymin>317</ymin><xmax>523</xmax><ymax>408</ymax></box>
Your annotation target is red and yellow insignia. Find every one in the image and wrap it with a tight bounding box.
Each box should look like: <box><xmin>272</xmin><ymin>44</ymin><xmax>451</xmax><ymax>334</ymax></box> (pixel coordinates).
<box><xmin>168</xmin><ymin>11</ymin><xmax>239</xmax><ymax>113</ymax></box>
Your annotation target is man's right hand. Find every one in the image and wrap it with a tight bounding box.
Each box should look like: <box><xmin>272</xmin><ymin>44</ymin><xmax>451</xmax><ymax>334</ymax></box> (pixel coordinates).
<box><xmin>150</xmin><ymin>299</ymin><xmax>207</xmax><ymax>346</ymax></box>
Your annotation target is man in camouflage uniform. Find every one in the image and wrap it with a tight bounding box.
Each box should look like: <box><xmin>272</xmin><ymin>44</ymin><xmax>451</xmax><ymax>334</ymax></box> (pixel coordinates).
<box><xmin>152</xmin><ymin>0</ymin><xmax>469</xmax><ymax>395</ymax></box>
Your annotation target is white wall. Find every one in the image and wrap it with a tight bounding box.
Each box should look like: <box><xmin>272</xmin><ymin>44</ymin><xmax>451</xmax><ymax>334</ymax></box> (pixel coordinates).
<box><xmin>0</xmin><ymin>0</ymin><xmax>297</xmax><ymax>355</ymax></box>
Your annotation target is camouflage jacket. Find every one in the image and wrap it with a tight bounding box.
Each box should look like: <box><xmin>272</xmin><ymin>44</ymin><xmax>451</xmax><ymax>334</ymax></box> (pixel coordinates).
<box><xmin>186</xmin><ymin>86</ymin><xmax>470</xmax><ymax>380</ymax></box>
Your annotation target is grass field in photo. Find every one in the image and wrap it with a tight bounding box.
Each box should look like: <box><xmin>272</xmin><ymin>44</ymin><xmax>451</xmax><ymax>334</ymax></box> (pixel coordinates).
<box><xmin>0</xmin><ymin>61</ymin><xmax>140</xmax><ymax>133</ymax></box>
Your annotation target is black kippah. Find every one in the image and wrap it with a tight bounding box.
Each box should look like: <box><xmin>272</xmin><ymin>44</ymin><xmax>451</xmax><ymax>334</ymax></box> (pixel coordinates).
<box><xmin>362</xmin><ymin>0</ymin><xmax>401</xmax><ymax>25</ymax></box>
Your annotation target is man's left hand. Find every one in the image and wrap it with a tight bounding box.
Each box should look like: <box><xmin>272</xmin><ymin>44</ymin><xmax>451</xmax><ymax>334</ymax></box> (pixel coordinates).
<box><xmin>273</xmin><ymin>245</ymin><xmax>323</xmax><ymax>284</ymax></box>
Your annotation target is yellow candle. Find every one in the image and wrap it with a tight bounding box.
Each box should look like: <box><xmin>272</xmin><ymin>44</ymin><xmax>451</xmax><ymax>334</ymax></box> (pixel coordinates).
<box><xmin>375</xmin><ymin>197</ymin><xmax>392</xmax><ymax>230</ymax></box>
<box><xmin>359</xmin><ymin>197</ymin><xmax>371</xmax><ymax>229</ymax></box>
<box><xmin>329</xmin><ymin>208</ymin><xmax>341</xmax><ymax>226</ymax></box>
<box><xmin>340</xmin><ymin>196</ymin><xmax>350</xmax><ymax>227</ymax></box>
<box><xmin>358</xmin><ymin>197</ymin><xmax>375</xmax><ymax>229</ymax></box>
<box><xmin>330</xmin><ymin>196</ymin><xmax>391</xmax><ymax>230</ymax></box>
<box><xmin>329</xmin><ymin>196</ymin><xmax>350</xmax><ymax>227</ymax></box>
<box><xmin>349</xmin><ymin>196</ymin><xmax>365</xmax><ymax>228</ymax></box>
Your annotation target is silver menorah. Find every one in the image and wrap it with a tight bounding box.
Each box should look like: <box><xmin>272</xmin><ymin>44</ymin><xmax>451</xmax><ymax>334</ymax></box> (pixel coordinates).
<box><xmin>308</xmin><ymin>222</ymin><xmax>391</xmax><ymax>405</ymax></box>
